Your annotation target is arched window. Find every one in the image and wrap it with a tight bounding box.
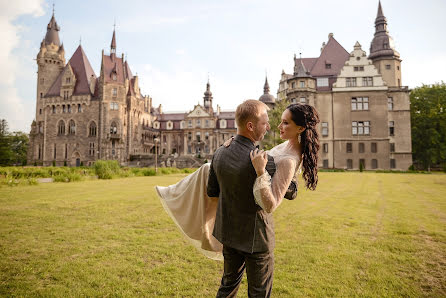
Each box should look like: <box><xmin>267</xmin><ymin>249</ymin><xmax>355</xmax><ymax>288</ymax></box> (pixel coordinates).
<box><xmin>110</xmin><ymin>122</ymin><xmax>118</xmax><ymax>134</ymax></box>
<box><xmin>52</xmin><ymin>105</ymin><xmax>56</xmax><ymax>114</ymax></box>
<box><xmin>89</xmin><ymin>122</ymin><xmax>97</xmax><ymax>137</ymax></box>
<box><xmin>68</xmin><ymin>120</ymin><xmax>76</xmax><ymax>135</ymax></box>
<box><xmin>57</xmin><ymin>120</ymin><xmax>65</xmax><ymax>135</ymax></box>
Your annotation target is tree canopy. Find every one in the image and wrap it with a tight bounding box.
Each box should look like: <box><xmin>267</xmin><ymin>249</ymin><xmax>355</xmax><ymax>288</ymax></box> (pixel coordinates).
<box><xmin>0</xmin><ymin>119</ymin><xmax>29</xmax><ymax>166</ymax></box>
<box><xmin>262</xmin><ymin>100</ymin><xmax>289</xmax><ymax>150</ymax></box>
<box><xmin>410</xmin><ymin>82</ymin><xmax>446</xmax><ymax>170</ymax></box>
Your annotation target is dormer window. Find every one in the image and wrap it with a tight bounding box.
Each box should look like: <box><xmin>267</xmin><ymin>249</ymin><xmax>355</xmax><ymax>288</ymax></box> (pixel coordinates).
<box><xmin>112</xmin><ymin>73</ymin><xmax>117</xmax><ymax>81</ymax></box>
<box><xmin>220</xmin><ymin>119</ymin><xmax>227</xmax><ymax>129</ymax></box>
<box><xmin>325</xmin><ymin>63</ymin><xmax>331</xmax><ymax>69</ymax></box>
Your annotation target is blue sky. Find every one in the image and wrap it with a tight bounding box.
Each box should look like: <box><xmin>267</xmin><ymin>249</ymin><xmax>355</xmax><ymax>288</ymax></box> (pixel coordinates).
<box><xmin>1</xmin><ymin>0</ymin><xmax>445</xmax><ymax>132</ymax></box>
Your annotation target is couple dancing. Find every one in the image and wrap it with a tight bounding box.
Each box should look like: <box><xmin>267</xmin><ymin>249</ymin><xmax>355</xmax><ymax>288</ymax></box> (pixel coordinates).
<box><xmin>156</xmin><ymin>100</ymin><xmax>320</xmax><ymax>297</ymax></box>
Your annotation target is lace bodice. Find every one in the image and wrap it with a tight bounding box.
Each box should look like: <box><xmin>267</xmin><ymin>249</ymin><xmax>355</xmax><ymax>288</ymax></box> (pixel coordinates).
<box><xmin>253</xmin><ymin>141</ymin><xmax>302</xmax><ymax>213</ymax></box>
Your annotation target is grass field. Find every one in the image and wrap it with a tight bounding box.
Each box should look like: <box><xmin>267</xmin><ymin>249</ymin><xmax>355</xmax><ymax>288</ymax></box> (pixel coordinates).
<box><xmin>0</xmin><ymin>172</ymin><xmax>445</xmax><ymax>297</ymax></box>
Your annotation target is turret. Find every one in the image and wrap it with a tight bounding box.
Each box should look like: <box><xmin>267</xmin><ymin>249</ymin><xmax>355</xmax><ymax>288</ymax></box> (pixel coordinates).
<box><xmin>203</xmin><ymin>80</ymin><xmax>213</xmax><ymax>114</ymax></box>
<box><xmin>369</xmin><ymin>1</ymin><xmax>402</xmax><ymax>87</ymax></box>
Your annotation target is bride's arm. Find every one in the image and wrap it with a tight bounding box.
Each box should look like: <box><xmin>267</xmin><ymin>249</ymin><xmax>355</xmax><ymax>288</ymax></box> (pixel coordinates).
<box><xmin>250</xmin><ymin>150</ymin><xmax>297</xmax><ymax>213</ymax></box>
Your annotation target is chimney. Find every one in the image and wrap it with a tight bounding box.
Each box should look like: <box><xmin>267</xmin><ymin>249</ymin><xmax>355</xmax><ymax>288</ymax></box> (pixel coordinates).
<box><xmin>89</xmin><ymin>75</ymin><xmax>96</xmax><ymax>94</ymax></box>
<box><xmin>158</xmin><ymin>104</ymin><xmax>162</xmax><ymax>114</ymax></box>
<box><xmin>216</xmin><ymin>104</ymin><xmax>221</xmax><ymax>116</ymax></box>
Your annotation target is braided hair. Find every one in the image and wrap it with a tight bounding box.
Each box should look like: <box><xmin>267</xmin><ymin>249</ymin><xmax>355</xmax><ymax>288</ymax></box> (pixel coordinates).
<box><xmin>286</xmin><ymin>103</ymin><xmax>320</xmax><ymax>190</ymax></box>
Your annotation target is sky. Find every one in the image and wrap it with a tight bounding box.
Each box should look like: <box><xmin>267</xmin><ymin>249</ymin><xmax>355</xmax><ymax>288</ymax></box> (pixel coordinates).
<box><xmin>1</xmin><ymin>0</ymin><xmax>445</xmax><ymax>132</ymax></box>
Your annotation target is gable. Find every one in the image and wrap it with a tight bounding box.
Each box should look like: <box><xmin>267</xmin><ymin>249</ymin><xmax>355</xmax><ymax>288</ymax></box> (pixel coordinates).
<box><xmin>187</xmin><ymin>105</ymin><xmax>210</xmax><ymax>118</ymax></box>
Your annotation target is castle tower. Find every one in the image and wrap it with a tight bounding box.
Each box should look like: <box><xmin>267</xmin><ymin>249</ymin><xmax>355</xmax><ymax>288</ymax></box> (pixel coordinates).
<box><xmin>203</xmin><ymin>80</ymin><xmax>213</xmax><ymax>114</ymax></box>
<box><xmin>258</xmin><ymin>76</ymin><xmax>276</xmax><ymax>109</ymax></box>
<box><xmin>36</xmin><ymin>12</ymin><xmax>66</xmax><ymax>120</ymax></box>
<box><xmin>369</xmin><ymin>1</ymin><xmax>402</xmax><ymax>87</ymax></box>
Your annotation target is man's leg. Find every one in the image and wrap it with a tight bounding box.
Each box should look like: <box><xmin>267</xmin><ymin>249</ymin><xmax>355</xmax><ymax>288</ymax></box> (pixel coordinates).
<box><xmin>216</xmin><ymin>245</ymin><xmax>246</xmax><ymax>298</ymax></box>
<box><xmin>245</xmin><ymin>249</ymin><xmax>274</xmax><ymax>298</ymax></box>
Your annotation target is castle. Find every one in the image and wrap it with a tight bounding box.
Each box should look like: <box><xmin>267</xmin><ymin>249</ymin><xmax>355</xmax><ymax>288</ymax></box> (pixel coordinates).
<box><xmin>28</xmin><ymin>1</ymin><xmax>412</xmax><ymax>170</ymax></box>
<box><xmin>273</xmin><ymin>1</ymin><xmax>412</xmax><ymax>170</ymax></box>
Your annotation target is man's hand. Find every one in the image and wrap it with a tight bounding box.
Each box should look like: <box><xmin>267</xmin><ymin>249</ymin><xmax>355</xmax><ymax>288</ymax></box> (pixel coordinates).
<box><xmin>250</xmin><ymin>149</ymin><xmax>268</xmax><ymax>177</ymax></box>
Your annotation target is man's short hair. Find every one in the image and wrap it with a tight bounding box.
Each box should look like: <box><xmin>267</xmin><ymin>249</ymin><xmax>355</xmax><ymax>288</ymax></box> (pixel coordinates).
<box><xmin>235</xmin><ymin>100</ymin><xmax>269</xmax><ymax>127</ymax></box>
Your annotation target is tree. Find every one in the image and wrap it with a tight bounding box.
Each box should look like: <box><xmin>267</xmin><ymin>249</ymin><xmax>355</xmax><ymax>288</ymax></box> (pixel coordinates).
<box><xmin>10</xmin><ymin>132</ymin><xmax>29</xmax><ymax>166</ymax></box>
<box><xmin>0</xmin><ymin>119</ymin><xmax>29</xmax><ymax>166</ymax></box>
<box><xmin>262</xmin><ymin>99</ymin><xmax>289</xmax><ymax>150</ymax></box>
<box><xmin>410</xmin><ymin>82</ymin><xmax>446</xmax><ymax>170</ymax></box>
<box><xmin>0</xmin><ymin>119</ymin><xmax>12</xmax><ymax>165</ymax></box>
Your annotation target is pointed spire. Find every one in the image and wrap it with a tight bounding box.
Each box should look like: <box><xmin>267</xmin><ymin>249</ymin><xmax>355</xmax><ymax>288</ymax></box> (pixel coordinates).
<box><xmin>44</xmin><ymin>9</ymin><xmax>61</xmax><ymax>46</ymax></box>
<box><xmin>111</xmin><ymin>29</ymin><xmax>116</xmax><ymax>52</ymax></box>
<box><xmin>294</xmin><ymin>58</ymin><xmax>310</xmax><ymax>77</ymax></box>
<box><xmin>377</xmin><ymin>0</ymin><xmax>384</xmax><ymax>18</ymax></box>
<box><xmin>369</xmin><ymin>1</ymin><xmax>400</xmax><ymax>60</ymax></box>
<box><xmin>263</xmin><ymin>76</ymin><xmax>270</xmax><ymax>94</ymax></box>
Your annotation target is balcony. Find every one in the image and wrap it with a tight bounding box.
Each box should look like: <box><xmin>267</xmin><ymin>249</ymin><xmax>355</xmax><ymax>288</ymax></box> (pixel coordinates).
<box><xmin>108</xmin><ymin>133</ymin><xmax>121</xmax><ymax>140</ymax></box>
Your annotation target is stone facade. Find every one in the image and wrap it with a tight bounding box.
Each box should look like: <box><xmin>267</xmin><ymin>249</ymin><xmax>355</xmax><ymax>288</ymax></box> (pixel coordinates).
<box><xmin>28</xmin><ymin>15</ymin><xmax>158</xmax><ymax>166</ymax></box>
<box><xmin>277</xmin><ymin>2</ymin><xmax>412</xmax><ymax>170</ymax></box>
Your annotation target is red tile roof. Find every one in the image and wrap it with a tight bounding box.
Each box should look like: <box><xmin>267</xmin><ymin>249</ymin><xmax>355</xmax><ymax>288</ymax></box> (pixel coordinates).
<box><xmin>46</xmin><ymin>45</ymin><xmax>96</xmax><ymax>97</ymax></box>
<box><xmin>309</xmin><ymin>36</ymin><xmax>349</xmax><ymax>77</ymax></box>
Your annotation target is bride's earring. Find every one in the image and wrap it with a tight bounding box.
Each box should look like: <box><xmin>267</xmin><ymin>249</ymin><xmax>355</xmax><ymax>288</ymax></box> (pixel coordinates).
<box><xmin>298</xmin><ymin>134</ymin><xmax>301</xmax><ymax>144</ymax></box>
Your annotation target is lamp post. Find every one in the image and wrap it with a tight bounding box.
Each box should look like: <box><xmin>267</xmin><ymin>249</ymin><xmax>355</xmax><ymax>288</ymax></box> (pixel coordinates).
<box><xmin>154</xmin><ymin>137</ymin><xmax>159</xmax><ymax>174</ymax></box>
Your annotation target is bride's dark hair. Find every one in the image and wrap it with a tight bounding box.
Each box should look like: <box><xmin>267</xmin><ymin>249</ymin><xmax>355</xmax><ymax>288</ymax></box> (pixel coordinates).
<box><xmin>287</xmin><ymin>103</ymin><xmax>320</xmax><ymax>190</ymax></box>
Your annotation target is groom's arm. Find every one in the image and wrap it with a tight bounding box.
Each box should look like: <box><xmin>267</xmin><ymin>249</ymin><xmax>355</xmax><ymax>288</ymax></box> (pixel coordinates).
<box><xmin>265</xmin><ymin>155</ymin><xmax>276</xmax><ymax>177</ymax></box>
<box><xmin>207</xmin><ymin>157</ymin><xmax>220</xmax><ymax>198</ymax></box>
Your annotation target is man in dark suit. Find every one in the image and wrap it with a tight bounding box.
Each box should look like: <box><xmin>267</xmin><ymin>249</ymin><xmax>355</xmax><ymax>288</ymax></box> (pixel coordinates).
<box><xmin>207</xmin><ymin>100</ymin><xmax>276</xmax><ymax>297</ymax></box>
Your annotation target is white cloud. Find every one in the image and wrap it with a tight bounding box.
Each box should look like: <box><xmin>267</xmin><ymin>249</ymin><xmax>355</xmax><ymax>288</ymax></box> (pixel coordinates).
<box><xmin>0</xmin><ymin>0</ymin><xmax>44</xmax><ymax>132</ymax></box>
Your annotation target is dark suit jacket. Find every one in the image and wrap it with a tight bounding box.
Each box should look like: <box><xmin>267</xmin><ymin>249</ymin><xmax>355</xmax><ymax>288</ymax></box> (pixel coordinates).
<box><xmin>207</xmin><ymin>135</ymin><xmax>276</xmax><ymax>253</ymax></box>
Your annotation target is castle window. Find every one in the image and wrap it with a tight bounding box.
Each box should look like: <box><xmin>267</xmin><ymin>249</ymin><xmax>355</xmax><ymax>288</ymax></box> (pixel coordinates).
<box><xmin>362</xmin><ymin>77</ymin><xmax>373</xmax><ymax>87</ymax></box>
<box><xmin>57</xmin><ymin>120</ymin><xmax>65</xmax><ymax>135</ymax></box>
<box><xmin>39</xmin><ymin>109</ymin><xmax>42</xmax><ymax>115</ymax></box>
<box><xmin>188</xmin><ymin>132</ymin><xmax>192</xmax><ymax>141</ymax></box>
<box><xmin>291</xmin><ymin>82</ymin><xmax>295</xmax><ymax>89</ymax></box>
<box><xmin>67</xmin><ymin>105</ymin><xmax>71</xmax><ymax>113</ymax></box>
<box><xmin>68</xmin><ymin>120</ymin><xmax>76</xmax><ymax>135</ymax></box>
<box><xmin>110</xmin><ymin>102</ymin><xmax>119</xmax><ymax>110</ymax></box>
<box><xmin>52</xmin><ymin>105</ymin><xmax>56</xmax><ymax>114</ymax></box>
<box><xmin>65</xmin><ymin>144</ymin><xmax>68</xmax><ymax>159</ymax></box>
<box><xmin>38</xmin><ymin>122</ymin><xmax>43</xmax><ymax>133</ymax></box>
<box><xmin>387</xmin><ymin>97</ymin><xmax>393</xmax><ymax>110</ymax></box>
<box><xmin>317</xmin><ymin>78</ymin><xmax>329</xmax><ymax>87</ymax></box>
<box><xmin>323</xmin><ymin>143</ymin><xmax>328</xmax><ymax>153</ymax></box>
<box><xmin>352</xmin><ymin>121</ymin><xmax>370</xmax><ymax>135</ymax></box>
<box><xmin>300</xmin><ymin>97</ymin><xmax>306</xmax><ymax>104</ymax></box>
<box><xmin>62</xmin><ymin>105</ymin><xmax>66</xmax><ymax>113</ymax></box>
<box><xmin>205</xmin><ymin>120</ymin><xmax>209</xmax><ymax>127</ymax></box>
<box><xmin>371</xmin><ymin>142</ymin><xmax>377</xmax><ymax>153</ymax></box>
<box><xmin>110</xmin><ymin>122</ymin><xmax>118</xmax><ymax>134</ymax></box>
<box><xmin>390</xmin><ymin>143</ymin><xmax>395</xmax><ymax>152</ymax></box>
<box><xmin>347</xmin><ymin>143</ymin><xmax>352</xmax><ymax>153</ymax></box>
<box><xmin>54</xmin><ymin>143</ymin><xmax>57</xmax><ymax>159</ymax></box>
<box><xmin>205</xmin><ymin>132</ymin><xmax>209</xmax><ymax>140</ymax></box>
<box><xmin>372</xmin><ymin>159</ymin><xmax>378</xmax><ymax>169</ymax></box>
<box><xmin>220</xmin><ymin>119</ymin><xmax>227</xmax><ymax>129</ymax></box>
<box><xmin>89</xmin><ymin>122</ymin><xmax>97</xmax><ymax>137</ymax></box>
<box><xmin>112</xmin><ymin>74</ymin><xmax>117</xmax><ymax>81</ymax></box>
<box><xmin>347</xmin><ymin>159</ymin><xmax>353</xmax><ymax>169</ymax></box>
<box><xmin>354</xmin><ymin>66</ymin><xmax>364</xmax><ymax>71</ymax></box>
<box><xmin>359</xmin><ymin>159</ymin><xmax>365</xmax><ymax>169</ymax></box>
<box><xmin>390</xmin><ymin>159</ymin><xmax>396</xmax><ymax>169</ymax></box>
<box><xmin>299</xmin><ymin>81</ymin><xmax>305</xmax><ymax>88</ymax></box>
<box><xmin>323</xmin><ymin>159</ymin><xmax>329</xmax><ymax>168</ymax></box>
<box><xmin>188</xmin><ymin>120</ymin><xmax>192</xmax><ymax>128</ymax></box>
<box><xmin>389</xmin><ymin>121</ymin><xmax>395</xmax><ymax>136</ymax></box>
<box><xmin>196</xmin><ymin>132</ymin><xmax>201</xmax><ymax>142</ymax></box>
<box><xmin>89</xmin><ymin>142</ymin><xmax>95</xmax><ymax>156</ymax></box>
<box><xmin>325</xmin><ymin>63</ymin><xmax>331</xmax><ymax>69</ymax></box>
<box><xmin>321</xmin><ymin>122</ymin><xmax>328</xmax><ymax>136</ymax></box>
<box><xmin>359</xmin><ymin>143</ymin><xmax>365</xmax><ymax>153</ymax></box>
<box><xmin>78</xmin><ymin>104</ymin><xmax>82</xmax><ymax>113</ymax></box>
<box><xmin>351</xmin><ymin>97</ymin><xmax>368</xmax><ymax>110</ymax></box>
<box><xmin>385</xmin><ymin>64</ymin><xmax>391</xmax><ymax>70</ymax></box>
<box><xmin>196</xmin><ymin>119</ymin><xmax>201</xmax><ymax>127</ymax></box>
<box><xmin>66</xmin><ymin>77</ymin><xmax>70</xmax><ymax>84</ymax></box>
<box><xmin>346</xmin><ymin>77</ymin><xmax>357</xmax><ymax>87</ymax></box>
<box><xmin>112</xmin><ymin>88</ymin><xmax>117</xmax><ymax>97</ymax></box>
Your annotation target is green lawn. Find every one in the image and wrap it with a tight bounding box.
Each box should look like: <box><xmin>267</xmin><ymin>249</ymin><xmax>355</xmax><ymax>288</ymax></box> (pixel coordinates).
<box><xmin>0</xmin><ymin>173</ymin><xmax>445</xmax><ymax>297</ymax></box>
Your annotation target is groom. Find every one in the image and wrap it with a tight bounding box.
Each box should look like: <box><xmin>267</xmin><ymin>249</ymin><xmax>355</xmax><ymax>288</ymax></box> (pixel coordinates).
<box><xmin>207</xmin><ymin>100</ymin><xmax>276</xmax><ymax>297</ymax></box>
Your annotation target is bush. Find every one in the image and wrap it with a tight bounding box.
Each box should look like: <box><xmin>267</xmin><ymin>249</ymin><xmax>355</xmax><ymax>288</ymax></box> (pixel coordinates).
<box><xmin>408</xmin><ymin>164</ymin><xmax>415</xmax><ymax>171</ymax></box>
<box><xmin>142</xmin><ymin>168</ymin><xmax>156</xmax><ymax>176</ymax></box>
<box><xmin>94</xmin><ymin>160</ymin><xmax>121</xmax><ymax>179</ymax></box>
<box><xmin>63</xmin><ymin>160</ymin><xmax>67</xmax><ymax>167</ymax></box>
<box><xmin>52</xmin><ymin>160</ymin><xmax>56</xmax><ymax>167</ymax></box>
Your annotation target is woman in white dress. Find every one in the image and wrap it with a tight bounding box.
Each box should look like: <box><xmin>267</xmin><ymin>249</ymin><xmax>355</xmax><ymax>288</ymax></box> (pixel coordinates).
<box><xmin>156</xmin><ymin>103</ymin><xmax>320</xmax><ymax>260</ymax></box>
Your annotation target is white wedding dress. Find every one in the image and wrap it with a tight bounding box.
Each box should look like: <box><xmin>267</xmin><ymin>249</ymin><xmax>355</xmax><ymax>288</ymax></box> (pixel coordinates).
<box><xmin>156</xmin><ymin>141</ymin><xmax>301</xmax><ymax>260</ymax></box>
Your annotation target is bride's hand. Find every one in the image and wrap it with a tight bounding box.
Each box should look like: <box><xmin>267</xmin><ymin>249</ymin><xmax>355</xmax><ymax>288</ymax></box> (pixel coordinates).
<box><xmin>250</xmin><ymin>149</ymin><xmax>268</xmax><ymax>177</ymax></box>
<box><xmin>223</xmin><ymin>136</ymin><xmax>234</xmax><ymax>147</ymax></box>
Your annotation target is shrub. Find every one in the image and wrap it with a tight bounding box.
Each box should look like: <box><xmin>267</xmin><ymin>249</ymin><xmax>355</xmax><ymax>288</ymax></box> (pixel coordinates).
<box><xmin>63</xmin><ymin>161</ymin><xmax>67</xmax><ymax>166</ymax></box>
<box><xmin>142</xmin><ymin>168</ymin><xmax>156</xmax><ymax>176</ymax></box>
<box><xmin>94</xmin><ymin>160</ymin><xmax>121</xmax><ymax>179</ymax></box>
<box><xmin>359</xmin><ymin>162</ymin><xmax>364</xmax><ymax>172</ymax></box>
<box><xmin>52</xmin><ymin>160</ymin><xmax>56</xmax><ymax>167</ymax></box>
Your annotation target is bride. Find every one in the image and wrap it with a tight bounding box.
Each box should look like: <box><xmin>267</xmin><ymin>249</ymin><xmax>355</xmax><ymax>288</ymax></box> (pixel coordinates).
<box><xmin>156</xmin><ymin>103</ymin><xmax>320</xmax><ymax>260</ymax></box>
